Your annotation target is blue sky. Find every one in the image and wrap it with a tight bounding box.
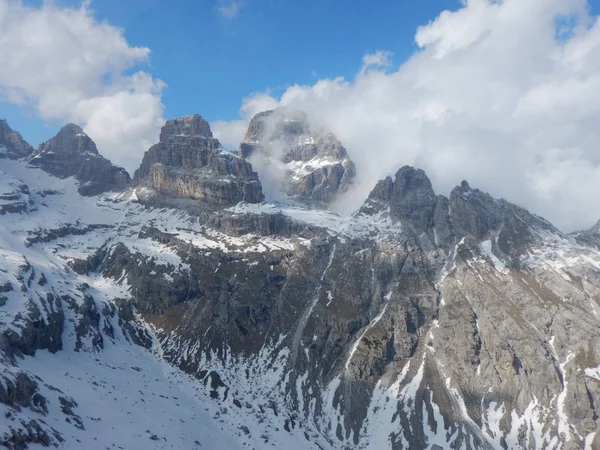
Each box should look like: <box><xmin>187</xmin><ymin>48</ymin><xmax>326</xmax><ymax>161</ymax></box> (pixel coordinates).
<box><xmin>1</xmin><ymin>0</ymin><xmax>458</xmax><ymax>145</ymax></box>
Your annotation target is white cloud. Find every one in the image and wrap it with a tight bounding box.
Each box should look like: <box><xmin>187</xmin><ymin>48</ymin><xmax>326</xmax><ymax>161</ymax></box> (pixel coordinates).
<box><xmin>212</xmin><ymin>0</ymin><xmax>600</xmax><ymax>232</ymax></box>
<box><xmin>217</xmin><ymin>1</ymin><xmax>242</xmax><ymax>19</ymax></box>
<box><xmin>0</xmin><ymin>0</ymin><xmax>165</xmax><ymax>173</ymax></box>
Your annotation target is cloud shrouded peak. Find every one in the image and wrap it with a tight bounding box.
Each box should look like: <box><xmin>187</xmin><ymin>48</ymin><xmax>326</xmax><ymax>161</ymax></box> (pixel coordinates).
<box><xmin>212</xmin><ymin>0</ymin><xmax>600</xmax><ymax>232</ymax></box>
<box><xmin>0</xmin><ymin>0</ymin><xmax>165</xmax><ymax>172</ymax></box>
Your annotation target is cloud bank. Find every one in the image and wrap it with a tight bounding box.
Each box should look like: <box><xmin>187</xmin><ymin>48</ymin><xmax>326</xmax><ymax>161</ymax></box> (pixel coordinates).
<box><xmin>0</xmin><ymin>0</ymin><xmax>165</xmax><ymax>172</ymax></box>
<box><xmin>212</xmin><ymin>0</ymin><xmax>600</xmax><ymax>232</ymax></box>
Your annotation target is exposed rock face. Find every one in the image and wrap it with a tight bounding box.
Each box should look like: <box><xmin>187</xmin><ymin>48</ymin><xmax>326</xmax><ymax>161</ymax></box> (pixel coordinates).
<box><xmin>0</xmin><ymin>120</ymin><xmax>34</xmax><ymax>159</ymax></box>
<box><xmin>572</xmin><ymin>218</ymin><xmax>600</xmax><ymax>249</ymax></box>
<box><xmin>449</xmin><ymin>180</ymin><xmax>559</xmax><ymax>264</ymax></box>
<box><xmin>240</xmin><ymin>109</ymin><xmax>356</xmax><ymax>206</ymax></box>
<box><xmin>29</xmin><ymin>124</ymin><xmax>131</xmax><ymax>196</ymax></box>
<box><xmin>135</xmin><ymin>115</ymin><xmax>263</xmax><ymax>206</ymax></box>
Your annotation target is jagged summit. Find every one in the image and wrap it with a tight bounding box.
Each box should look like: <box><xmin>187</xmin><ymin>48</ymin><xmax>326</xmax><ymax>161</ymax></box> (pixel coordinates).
<box><xmin>28</xmin><ymin>124</ymin><xmax>130</xmax><ymax>196</ymax></box>
<box><xmin>361</xmin><ymin>165</ymin><xmax>560</xmax><ymax>257</ymax></box>
<box><xmin>159</xmin><ymin>114</ymin><xmax>213</xmax><ymax>141</ymax></box>
<box><xmin>0</xmin><ymin>119</ymin><xmax>34</xmax><ymax>159</ymax></box>
<box><xmin>448</xmin><ymin>179</ymin><xmax>558</xmax><ymax>245</ymax></box>
<box><xmin>34</xmin><ymin>123</ymin><xmax>99</xmax><ymax>157</ymax></box>
<box><xmin>361</xmin><ymin>166</ymin><xmax>453</xmax><ymax>248</ymax></box>
<box><xmin>239</xmin><ymin>108</ymin><xmax>356</xmax><ymax>206</ymax></box>
<box><xmin>134</xmin><ymin>115</ymin><xmax>263</xmax><ymax>206</ymax></box>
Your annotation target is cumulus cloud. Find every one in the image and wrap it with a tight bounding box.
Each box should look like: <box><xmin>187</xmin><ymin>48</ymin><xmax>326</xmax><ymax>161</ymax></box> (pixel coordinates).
<box><xmin>212</xmin><ymin>0</ymin><xmax>600</xmax><ymax>231</ymax></box>
<box><xmin>0</xmin><ymin>0</ymin><xmax>165</xmax><ymax>173</ymax></box>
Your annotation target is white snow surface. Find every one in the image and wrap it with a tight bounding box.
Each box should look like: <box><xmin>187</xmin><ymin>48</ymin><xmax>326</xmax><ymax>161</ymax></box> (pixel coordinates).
<box><xmin>286</xmin><ymin>156</ymin><xmax>340</xmax><ymax>181</ymax></box>
<box><xmin>480</xmin><ymin>239</ymin><xmax>508</xmax><ymax>274</ymax></box>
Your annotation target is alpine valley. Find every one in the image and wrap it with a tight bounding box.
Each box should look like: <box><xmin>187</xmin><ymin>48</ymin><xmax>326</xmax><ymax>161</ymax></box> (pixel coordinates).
<box><xmin>0</xmin><ymin>112</ymin><xmax>599</xmax><ymax>450</ymax></box>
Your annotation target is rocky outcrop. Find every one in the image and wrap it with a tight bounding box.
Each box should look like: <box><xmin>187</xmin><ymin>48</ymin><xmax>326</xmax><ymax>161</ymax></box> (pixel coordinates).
<box><xmin>572</xmin><ymin>218</ymin><xmax>600</xmax><ymax>249</ymax></box>
<box><xmin>0</xmin><ymin>171</ymin><xmax>32</xmax><ymax>215</ymax></box>
<box><xmin>449</xmin><ymin>180</ymin><xmax>559</xmax><ymax>264</ymax></box>
<box><xmin>240</xmin><ymin>109</ymin><xmax>356</xmax><ymax>206</ymax></box>
<box><xmin>29</xmin><ymin>124</ymin><xmax>131</xmax><ymax>196</ymax></box>
<box><xmin>0</xmin><ymin>120</ymin><xmax>34</xmax><ymax>160</ymax></box>
<box><xmin>134</xmin><ymin>115</ymin><xmax>263</xmax><ymax>206</ymax></box>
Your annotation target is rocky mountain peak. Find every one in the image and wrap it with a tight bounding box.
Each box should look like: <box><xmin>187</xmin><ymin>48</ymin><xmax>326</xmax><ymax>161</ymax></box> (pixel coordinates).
<box><xmin>367</xmin><ymin>176</ymin><xmax>394</xmax><ymax>203</ymax></box>
<box><xmin>387</xmin><ymin>166</ymin><xmax>437</xmax><ymax>227</ymax></box>
<box><xmin>29</xmin><ymin>125</ymin><xmax>130</xmax><ymax>196</ymax></box>
<box><xmin>35</xmin><ymin>123</ymin><xmax>99</xmax><ymax>157</ymax></box>
<box><xmin>134</xmin><ymin>115</ymin><xmax>263</xmax><ymax>206</ymax></box>
<box><xmin>362</xmin><ymin>166</ymin><xmax>452</xmax><ymax>247</ymax></box>
<box><xmin>0</xmin><ymin>119</ymin><xmax>34</xmax><ymax>159</ymax></box>
<box><xmin>592</xmin><ymin>219</ymin><xmax>600</xmax><ymax>234</ymax></box>
<box><xmin>448</xmin><ymin>180</ymin><xmax>560</xmax><ymax>264</ymax></box>
<box><xmin>239</xmin><ymin>108</ymin><xmax>356</xmax><ymax>206</ymax></box>
<box><xmin>159</xmin><ymin>114</ymin><xmax>213</xmax><ymax>142</ymax></box>
<box><xmin>242</xmin><ymin>109</ymin><xmax>309</xmax><ymax>147</ymax></box>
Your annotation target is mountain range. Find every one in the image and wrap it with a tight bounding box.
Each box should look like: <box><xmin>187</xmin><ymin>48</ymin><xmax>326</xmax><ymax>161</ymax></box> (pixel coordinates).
<box><xmin>0</xmin><ymin>112</ymin><xmax>599</xmax><ymax>450</ymax></box>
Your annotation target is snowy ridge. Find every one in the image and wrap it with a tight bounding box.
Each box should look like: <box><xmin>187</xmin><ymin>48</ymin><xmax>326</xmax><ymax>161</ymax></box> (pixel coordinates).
<box><xmin>226</xmin><ymin>201</ymin><xmax>402</xmax><ymax>240</ymax></box>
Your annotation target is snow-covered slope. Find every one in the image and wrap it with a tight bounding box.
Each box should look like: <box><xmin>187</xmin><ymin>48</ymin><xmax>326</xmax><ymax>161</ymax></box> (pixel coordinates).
<box><xmin>0</xmin><ymin>157</ymin><xmax>351</xmax><ymax>449</ymax></box>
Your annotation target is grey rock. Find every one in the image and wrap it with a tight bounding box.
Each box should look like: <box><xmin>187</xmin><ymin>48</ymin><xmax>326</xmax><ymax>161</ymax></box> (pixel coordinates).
<box><xmin>572</xmin><ymin>219</ymin><xmax>600</xmax><ymax>249</ymax></box>
<box><xmin>0</xmin><ymin>372</ymin><xmax>45</xmax><ymax>413</ymax></box>
<box><xmin>135</xmin><ymin>115</ymin><xmax>264</xmax><ymax>205</ymax></box>
<box><xmin>449</xmin><ymin>180</ymin><xmax>559</xmax><ymax>264</ymax></box>
<box><xmin>388</xmin><ymin>166</ymin><xmax>437</xmax><ymax>232</ymax></box>
<box><xmin>362</xmin><ymin>166</ymin><xmax>454</xmax><ymax>248</ymax></box>
<box><xmin>0</xmin><ymin>174</ymin><xmax>32</xmax><ymax>215</ymax></box>
<box><xmin>29</xmin><ymin>124</ymin><xmax>131</xmax><ymax>196</ymax></box>
<box><xmin>0</xmin><ymin>119</ymin><xmax>34</xmax><ymax>159</ymax></box>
